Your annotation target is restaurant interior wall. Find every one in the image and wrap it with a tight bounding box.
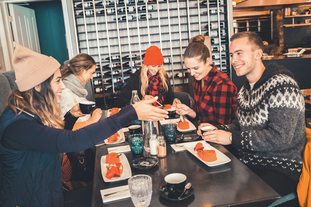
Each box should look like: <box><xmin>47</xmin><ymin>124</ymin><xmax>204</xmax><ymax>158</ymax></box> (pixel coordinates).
<box><xmin>68</xmin><ymin>0</ymin><xmax>233</xmax><ymax>107</ymax></box>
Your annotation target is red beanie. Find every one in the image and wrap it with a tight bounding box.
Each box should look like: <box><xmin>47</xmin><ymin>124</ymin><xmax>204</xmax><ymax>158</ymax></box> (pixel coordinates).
<box><xmin>143</xmin><ymin>46</ymin><xmax>164</xmax><ymax>65</ymax></box>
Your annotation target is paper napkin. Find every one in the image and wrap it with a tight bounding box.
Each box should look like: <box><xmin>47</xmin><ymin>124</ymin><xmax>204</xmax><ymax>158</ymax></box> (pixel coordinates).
<box><xmin>100</xmin><ymin>185</ymin><xmax>130</xmax><ymax>203</ymax></box>
<box><xmin>107</xmin><ymin>145</ymin><xmax>131</xmax><ymax>153</ymax></box>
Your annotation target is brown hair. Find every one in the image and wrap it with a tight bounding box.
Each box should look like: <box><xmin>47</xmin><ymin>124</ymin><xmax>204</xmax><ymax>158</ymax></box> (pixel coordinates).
<box><xmin>140</xmin><ymin>64</ymin><xmax>168</xmax><ymax>98</ymax></box>
<box><xmin>230</xmin><ymin>31</ymin><xmax>264</xmax><ymax>51</ymax></box>
<box><xmin>8</xmin><ymin>74</ymin><xmax>64</xmax><ymax>128</ymax></box>
<box><xmin>61</xmin><ymin>53</ymin><xmax>96</xmax><ymax>79</ymax></box>
<box><xmin>183</xmin><ymin>34</ymin><xmax>211</xmax><ymax>64</ymax></box>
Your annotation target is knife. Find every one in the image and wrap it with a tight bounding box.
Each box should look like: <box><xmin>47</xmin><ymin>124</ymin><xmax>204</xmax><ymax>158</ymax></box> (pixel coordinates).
<box><xmin>104</xmin><ymin>189</ymin><xmax>129</xmax><ymax>197</ymax></box>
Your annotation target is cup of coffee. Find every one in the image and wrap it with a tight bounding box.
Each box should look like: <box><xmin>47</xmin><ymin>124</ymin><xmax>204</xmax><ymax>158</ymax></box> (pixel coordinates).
<box><xmin>201</xmin><ymin>125</ymin><xmax>216</xmax><ymax>135</ymax></box>
<box><xmin>166</xmin><ymin>108</ymin><xmax>176</xmax><ymax>119</ymax></box>
<box><xmin>164</xmin><ymin>173</ymin><xmax>187</xmax><ymax>199</ymax></box>
<box><xmin>79</xmin><ymin>101</ymin><xmax>96</xmax><ymax>114</ymax></box>
<box><xmin>128</xmin><ymin>125</ymin><xmax>142</xmax><ymax>135</ymax></box>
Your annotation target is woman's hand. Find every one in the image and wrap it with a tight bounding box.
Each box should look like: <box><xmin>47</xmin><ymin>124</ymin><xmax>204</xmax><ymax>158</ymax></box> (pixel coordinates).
<box><xmin>133</xmin><ymin>97</ymin><xmax>168</xmax><ymax>121</ymax></box>
<box><xmin>197</xmin><ymin>123</ymin><xmax>218</xmax><ymax>136</ymax></box>
<box><xmin>175</xmin><ymin>104</ymin><xmax>196</xmax><ymax>118</ymax></box>
<box><xmin>70</xmin><ymin>103</ymin><xmax>86</xmax><ymax>118</ymax></box>
<box><xmin>88</xmin><ymin>108</ymin><xmax>103</xmax><ymax>124</ymax></box>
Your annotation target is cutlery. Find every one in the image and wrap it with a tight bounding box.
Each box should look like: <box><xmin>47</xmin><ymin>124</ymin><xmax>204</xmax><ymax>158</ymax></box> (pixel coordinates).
<box><xmin>178</xmin><ymin>183</ymin><xmax>192</xmax><ymax>199</ymax></box>
<box><xmin>104</xmin><ymin>189</ymin><xmax>129</xmax><ymax>197</ymax></box>
<box><xmin>180</xmin><ymin>115</ymin><xmax>184</xmax><ymax>122</ymax></box>
<box><xmin>156</xmin><ymin>100</ymin><xmax>163</xmax><ymax>107</ymax></box>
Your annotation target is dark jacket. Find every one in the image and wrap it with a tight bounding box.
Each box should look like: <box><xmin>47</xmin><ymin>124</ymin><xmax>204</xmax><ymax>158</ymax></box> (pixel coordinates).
<box><xmin>117</xmin><ymin>69</ymin><xmax>175</xmax><ymax>107</ymax></box>
<box><xmin>0</xmin><ymin>105</ymin><xmax>136</xmax><ymax>207</ymax></box>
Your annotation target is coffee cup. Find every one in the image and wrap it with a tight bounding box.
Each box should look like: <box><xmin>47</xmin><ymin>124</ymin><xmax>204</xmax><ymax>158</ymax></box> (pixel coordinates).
<box><xmin>128</xmin><ymin>125</ymin><xmax>142</xmax><ymax>135</ymax></box>
<box><xmin>201</xmin><ymin>126</ymin><xmax>216</xmax><ymax>135</ymax></box>
<box><xmin>164</xmin><ymin>173</ymin><xmax>187</xmax><ymax>199</ymax></box>
<box><xmin>166</xmin><ymin>108</ymin><xmax>176</xmax><ymax>119</ymax></box>
<box><xmin>79</xmin><ymin>101</ymin><xmax>96</xmax><ymax>114</ymax></box>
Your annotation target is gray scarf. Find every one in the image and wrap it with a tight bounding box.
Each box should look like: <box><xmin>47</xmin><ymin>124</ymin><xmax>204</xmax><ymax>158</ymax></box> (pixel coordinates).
<box><xmin>63</xmin><ymin>74</ymin><xmax>88</xmax><ymax>98</ymax></box>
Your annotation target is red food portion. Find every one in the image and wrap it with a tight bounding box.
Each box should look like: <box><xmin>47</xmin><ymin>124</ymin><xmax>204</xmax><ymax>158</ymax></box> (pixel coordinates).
<box><xmin>107</xmin><ymin>132</ymin><xmax>120</xmax><ymax>143</ymax></box>
<box><xmin>105</xmin><ymin>152</ymin><xmax>124</xmax><ymax>179</ymax></box>
<box><xmin>194</xmin><ymin>142</ymin><xmax>204</xmax><ymax>151</ymax></box>
<box><xmin>197</xmin><ymin>149</ymin><xmax>217</xmax><ymax>162</ymax></box>
<box><xmin>110</xmin><ymin>107</ymin><xmax>119</xmax><ymax>116</ymax></box>
<box><xmin>106</xmin><ymin>152</ymin><xmax>120</xmax><ymax>165</ymax></box>
<box><xmin>178</xmin><ymin>120</ymin><xmax>190</xmax><ymax>129</ymax></box>
<box><xmin>194</xmin><ymin>143</ymin><xmax>217</xmax><ymax>162</ymax></box>
<box><xmin>106</xmin><ymin>166</ymin><xmax>118</xmax><ymax>179</ymax></box>
<box><xmin>163</xmin><ymin>104</ymin><xmax>172</xmax><ymax>109</ymax></box>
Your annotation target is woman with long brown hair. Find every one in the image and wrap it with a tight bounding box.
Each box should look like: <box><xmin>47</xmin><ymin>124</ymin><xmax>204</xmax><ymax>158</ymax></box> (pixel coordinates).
<box><xmin>59</xmin><ymin>53</ymin><xmax>102</xmax><ymax>129</ymax></box>
<box><xmin>0</xmin><ymin>45</ymin><xmax>167</xmax><ymax>207</ymax></box>
<box><xmin>118</xmin><ymin>45</ymin><xmax>174</xmax><ymax>107</ymax></box>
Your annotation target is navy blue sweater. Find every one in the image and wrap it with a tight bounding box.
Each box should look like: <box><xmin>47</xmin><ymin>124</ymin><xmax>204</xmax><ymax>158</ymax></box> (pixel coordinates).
<box><xmin>0</xmin><ymin>105</ymin><xmax>136</xmax><ymax>207</ymax></box>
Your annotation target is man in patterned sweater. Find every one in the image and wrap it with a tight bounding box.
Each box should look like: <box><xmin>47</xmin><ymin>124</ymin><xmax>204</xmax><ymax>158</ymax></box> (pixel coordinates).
<box><xmin>198</xmin><ymin>31</ymin><xmax>306</xmax><ymax>197</ymax></box>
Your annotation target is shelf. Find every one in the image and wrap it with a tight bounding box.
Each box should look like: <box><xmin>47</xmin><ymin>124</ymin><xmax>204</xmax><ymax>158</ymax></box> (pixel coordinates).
<box><xmin>284</xmin><ymin>23</ymin><xmax>311</xmax><ymax>27</ymax></box>
<box><xmin>284</xmin><ymin>14</ymin><xmax>311</xmax><ymax>18</ymax></box>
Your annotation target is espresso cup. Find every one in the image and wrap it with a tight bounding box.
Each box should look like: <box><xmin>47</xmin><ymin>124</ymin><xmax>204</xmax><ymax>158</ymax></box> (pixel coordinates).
<box><xmin>164</xmin><ymin>173</ymin><xmax>187</xmax><ymax>199</ymax></box>
<box><xmin>201</xmin><ymin>125</ymin><xmax>216</xmax><ymax>135</ymax></box>
<box><xmin>128</xmin><ymin>125</ymin><xmax>142</xmax><ymax>135</ymax></box>
<box><xmin>166</xmin><ymin>108</ymin><xmax>176</xmax><ymax>119</ymax></box>
<box><xmin>79</xmin><ymin>101</ymin><xmax>96</xmax><ymax>114</ymax></box>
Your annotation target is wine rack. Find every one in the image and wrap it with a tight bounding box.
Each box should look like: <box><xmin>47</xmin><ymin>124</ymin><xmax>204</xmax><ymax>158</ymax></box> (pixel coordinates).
<box><xmin>71</xmin><ymin>0</ymin><xmax>233</xmax><ymax>100</ymax></box>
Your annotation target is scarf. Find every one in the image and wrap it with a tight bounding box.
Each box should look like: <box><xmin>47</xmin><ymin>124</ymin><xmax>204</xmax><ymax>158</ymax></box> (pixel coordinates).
<box><xmin>63</xmin><ymin>74</ymin><xmax>88</xmax><ymax>98</ymax></box>
<box><xmin>147</xmin><ymin>73</ymin><xmax>165</xmax><ymax>106</ymax></box>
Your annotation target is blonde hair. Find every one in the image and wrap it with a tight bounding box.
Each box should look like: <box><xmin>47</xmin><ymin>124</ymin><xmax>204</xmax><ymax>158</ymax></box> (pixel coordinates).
<box><xmin>8</xmin><ymin>74</ymin><xmax>64</xmax><ymax>129</ymax></box>
<box><xmin>140</xmin><ymin>64</ymin><xmax>168</xmax><ymax>98</ymax></box>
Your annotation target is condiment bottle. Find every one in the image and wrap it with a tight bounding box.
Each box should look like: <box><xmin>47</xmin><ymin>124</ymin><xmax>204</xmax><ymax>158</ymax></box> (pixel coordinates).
<box><xmin>157</xmin><ymin>136</ymin><xmax>166</xmax><ymax>157</ymax></box>
<box><xmin>149</xmin><ymin>134</ymin><xmax>158</xmax><ymax>155</ymax></box>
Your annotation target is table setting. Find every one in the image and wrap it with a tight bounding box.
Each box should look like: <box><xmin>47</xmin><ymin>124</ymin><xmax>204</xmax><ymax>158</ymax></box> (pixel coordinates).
<box><xmin>92</xmin><ymin>107</ymin><xmax>280</xmax><ymax>207</ymax></box>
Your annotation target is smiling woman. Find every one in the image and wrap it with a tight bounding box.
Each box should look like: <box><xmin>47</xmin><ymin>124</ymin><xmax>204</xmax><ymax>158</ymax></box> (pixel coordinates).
<box><xmin>117</xmin><ymin>45</ymin><xmax>175</xmax><ymax>108</ymax></box>
<box><xmin>175</xmin><ymin>34</ymin><xmax>238</xmax><ymax>125</ymax></box>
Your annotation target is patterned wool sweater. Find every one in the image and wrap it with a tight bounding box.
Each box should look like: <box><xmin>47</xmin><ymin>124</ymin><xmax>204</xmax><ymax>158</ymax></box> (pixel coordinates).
<box><xmin>221</xmin><ymin>63</ymin><xmax>306</xmax><ymax>181</ymax></box>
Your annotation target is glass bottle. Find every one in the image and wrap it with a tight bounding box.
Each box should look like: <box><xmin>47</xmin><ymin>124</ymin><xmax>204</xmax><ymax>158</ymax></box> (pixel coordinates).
<box><xmin>157</xmin><ymin>136</ymin><xmax>166</xmax><ymax>158</ymax></box>
<box><xmin>130</xmin><ymin>90</ymin><xmax>140</xmax><ymax>105</ymax></box>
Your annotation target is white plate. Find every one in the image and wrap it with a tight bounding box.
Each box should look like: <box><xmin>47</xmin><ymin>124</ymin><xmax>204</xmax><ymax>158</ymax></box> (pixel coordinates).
<box><xmin>104</xmin><ymin>129</ymin><xmax>125</xmax><ymax>145</ymax></box>
<box><xmin>101</xmin><ymin>153</ymin><xmax>132</xmax><ymax>182</ymax></box>
<box><xmin>185</xmin><ymin>141</ymin><xmax>231</xmax><ymax>167</ymax></box>
<box><xmin>159</xmin><ymin>118</ymin><xmax>196</xmax><ymax>132</ymax></box>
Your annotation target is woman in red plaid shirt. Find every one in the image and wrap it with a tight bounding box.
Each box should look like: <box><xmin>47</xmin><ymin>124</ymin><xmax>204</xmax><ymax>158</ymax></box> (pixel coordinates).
<box><xmin>175</xmin><ymin>35</ymin><xmax>237</xmax><ymax>125</ymax></box>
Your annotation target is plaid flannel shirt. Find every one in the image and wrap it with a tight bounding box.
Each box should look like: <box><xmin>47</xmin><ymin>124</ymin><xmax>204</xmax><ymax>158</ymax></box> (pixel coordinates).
<box><xmin>193</xmin><ymin>67</ymin><xmax>237</xmax><ymax>125</ymax></box>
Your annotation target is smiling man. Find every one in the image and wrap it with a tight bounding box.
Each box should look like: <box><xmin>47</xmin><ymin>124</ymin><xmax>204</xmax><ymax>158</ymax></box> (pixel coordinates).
<box><xmin>198</xmin><ymin>32</ymin><xmax>306</xmax><ymax>201</ymax></box>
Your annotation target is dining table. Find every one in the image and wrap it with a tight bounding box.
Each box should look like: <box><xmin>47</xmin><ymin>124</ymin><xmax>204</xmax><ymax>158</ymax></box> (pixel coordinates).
<box><xmin>91</xmin><ymin>118</ymin><xmax>280</xmax><ymax>207</ymax></box>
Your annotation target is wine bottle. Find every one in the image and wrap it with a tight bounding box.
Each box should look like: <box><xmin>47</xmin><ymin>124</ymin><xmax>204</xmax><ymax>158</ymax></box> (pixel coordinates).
<box><xmin>74</xmin><ymin>1</ymin><xmax>103</xmax><ymax>8</ymax></box>
<box><xmin>139</xmin><ymin>13</ymin><xmax>152</xmax><ymax>20</ymax></box>
<box><xmin>103</xmin><ymin>55</ymin><xmax>120</xmax><ymax>60</ymax></box>
<box><xmin>95</xmin><ymin>87</ymin><xmax>103</xmax><ymax>93</ymax></box>
<box><xmin>114</xmin><ymin>15</ymin><xmax>127</xmax><ymax>21</ymax></box>
<box><xmin>93</xmin><ymin>79</ymin><xmax>102</xmax><ymax>85</ymax></box>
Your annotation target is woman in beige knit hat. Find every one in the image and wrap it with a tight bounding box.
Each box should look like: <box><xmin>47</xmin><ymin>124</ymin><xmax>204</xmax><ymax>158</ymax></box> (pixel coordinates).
<box><xmin>0</xmin><ymin>45</ymin><xmax>168</xmax><ymax>207</ymax></box>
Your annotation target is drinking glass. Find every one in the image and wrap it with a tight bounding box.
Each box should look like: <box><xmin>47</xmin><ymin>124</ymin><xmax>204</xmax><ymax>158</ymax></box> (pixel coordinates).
<box><xmin>163</xmin><ymin>123</ymin><xmax>177</xmax><ymax>143</ymax></box>
<box><xmin>128</xmin><ymin>175</ymin><xmax>152</xmax><ymax>207</ymax></box>
<box><xmin>128</xmin><ymin>134</ymin><xmax>144</xmax><ymax>156</ymax></box>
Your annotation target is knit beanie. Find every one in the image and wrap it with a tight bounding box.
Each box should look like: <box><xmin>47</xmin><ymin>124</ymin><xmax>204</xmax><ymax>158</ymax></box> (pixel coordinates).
<box><xmin>143</xmin><ymin>45</ymin><xmax>164</xmax><ymax>65</ymax></box>
<box><xmin>13</xmin><ymin>45</ymin><xmax>61</xmax><ymax>92</ymax></box>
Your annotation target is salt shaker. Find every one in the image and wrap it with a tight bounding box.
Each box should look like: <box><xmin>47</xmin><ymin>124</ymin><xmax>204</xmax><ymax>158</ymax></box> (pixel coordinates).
<box><xmin>157</xmin><ymin>136</ymin><xmax>166</xmax><ymax>158</ymax></box>
<box><xmin>149</xmin><ymin>134</ymin><xmax>158</xmax><ymax>155</ymax></box>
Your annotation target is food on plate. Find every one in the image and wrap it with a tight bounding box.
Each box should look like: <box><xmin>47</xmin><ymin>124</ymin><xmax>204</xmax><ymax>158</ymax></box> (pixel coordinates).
<box><xmin>172</xmin><ymin>98</ymin><xmax>182</xmax><ymax>106</ymax></box>
<box><xmin>110</xmin><ymin>107</ymin><xmax>119</xmax><ymax>116</ymax></box>
<box><xmin>163</xmin><ymin>104</ymin><xmax>172</xmax><ymax>109</ymax></box>
<box><xmin>178</xmin><ymin>120</ymin><xmax>190</xmax><ymax>129</ymax></box>
<box><xmin>194</xmin><ymin>143</ymin><xmax>217</xmax><ymax>162</ymax></box>
<box><xmin>105</xmin><ymin>152</ymin><xmax>123</xmax><ymax>179</ymax></box>
<box><xmin>107</xmin><ymin>132</ymin><xmax>120</xmax><ymax>143</ymax></box>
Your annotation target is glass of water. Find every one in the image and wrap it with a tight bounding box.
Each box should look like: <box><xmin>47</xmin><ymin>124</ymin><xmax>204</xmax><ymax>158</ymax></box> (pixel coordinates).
<box><xmin>128</xmin><ymin>175</ymin><xmax>152</xmax><ymax>207</ymax></box>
